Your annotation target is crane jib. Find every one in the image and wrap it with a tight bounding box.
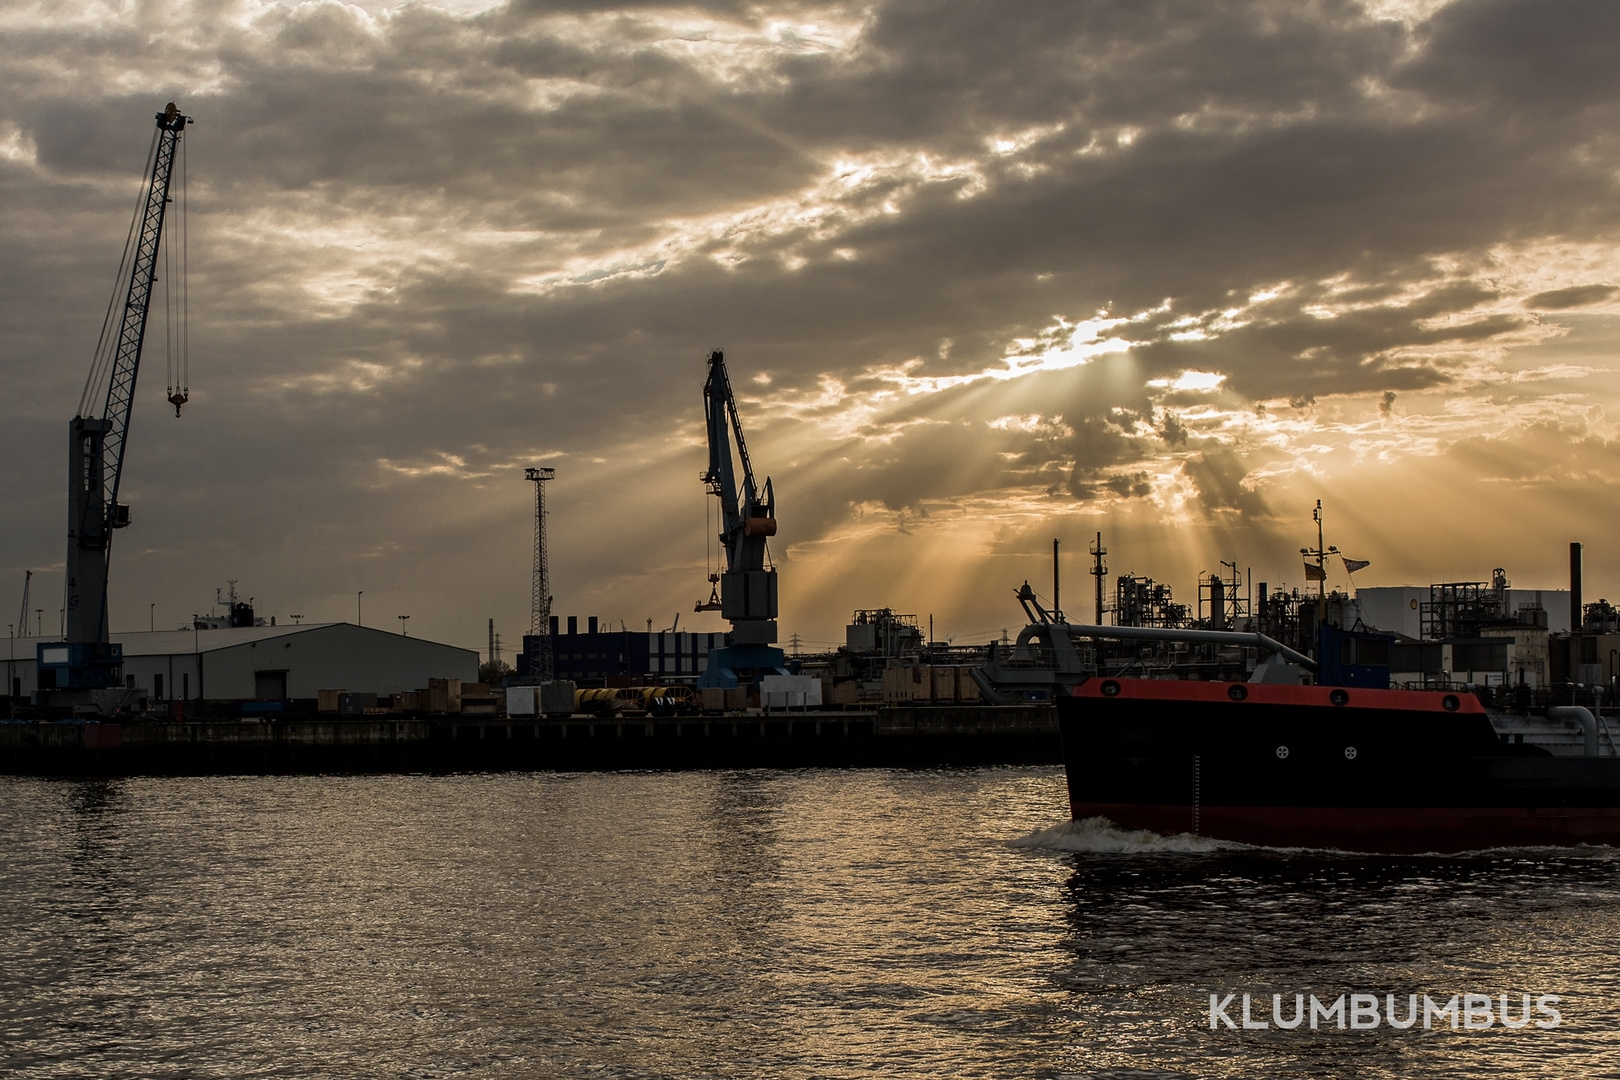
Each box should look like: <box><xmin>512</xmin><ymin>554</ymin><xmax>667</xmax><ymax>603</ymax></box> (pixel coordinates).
<box><xmin>94</xmin><ymin>107</ymin><xmax>189</xmax><ymax>539</ymax></box>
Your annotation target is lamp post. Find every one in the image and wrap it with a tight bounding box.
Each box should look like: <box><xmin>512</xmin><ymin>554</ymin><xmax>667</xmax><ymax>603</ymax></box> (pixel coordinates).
<box><xmin>150</xmin><ymin>603</ymin><xmax>155</xmax><ymax>632</ymax></box>
<box><xmin>398</xmin><ymin>615</ymin><xmax>410</xmax><ymax>636</ymax></box>
<box><xmin>357</xmin><ymin>591</ymin><xmax>363</xmax><ymax>627</ymax></box>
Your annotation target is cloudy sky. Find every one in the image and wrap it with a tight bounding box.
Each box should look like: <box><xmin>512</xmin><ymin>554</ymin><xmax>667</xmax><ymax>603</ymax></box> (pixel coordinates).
<box><xmin>3</xmin><ymin>0</ymin><xmax>1619</xmax><ymax>654</ymax></box>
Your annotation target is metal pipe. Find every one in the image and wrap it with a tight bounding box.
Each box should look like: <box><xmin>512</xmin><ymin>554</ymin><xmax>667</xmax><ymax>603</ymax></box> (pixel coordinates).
<box><xmin>1054</xmin><ymin>623</ymin><xmax>1319</xmax><ymax>671</ymax></box>
<box><xmin>1549</xmin><ymin>706</ymin><xmax>1599</xmax><ymax>757</ymax></box>
<box><xmin>969</xmin><ymin>666</ymin><xmax>1020</xmax><ymax>706</ymax></box>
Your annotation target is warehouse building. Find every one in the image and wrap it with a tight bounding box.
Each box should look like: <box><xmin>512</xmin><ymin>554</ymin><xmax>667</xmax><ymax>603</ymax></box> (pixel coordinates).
<box><xmin>5</xmin><ymin>622</ymin><xmax>476</xmax><ymax>704</ymax></box>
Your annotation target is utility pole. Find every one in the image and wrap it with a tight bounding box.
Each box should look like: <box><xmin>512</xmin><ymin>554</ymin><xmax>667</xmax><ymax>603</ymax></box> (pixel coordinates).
<box><xmin>1089</xmin><ymin>532</ymin><xmax>1108</xmax><ymax>626</ymax></box>
<box><xmin>525</xmin><ymin>466</ymin><xmax>556</xmax><ymax>681</ymax></box>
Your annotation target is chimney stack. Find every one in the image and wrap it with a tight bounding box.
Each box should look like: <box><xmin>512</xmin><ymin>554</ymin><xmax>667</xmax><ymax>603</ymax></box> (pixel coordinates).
<box><xmin>1570</xmin><ymin>542</ymin><xmax>1583</xmax><ymax>631</ymax></box>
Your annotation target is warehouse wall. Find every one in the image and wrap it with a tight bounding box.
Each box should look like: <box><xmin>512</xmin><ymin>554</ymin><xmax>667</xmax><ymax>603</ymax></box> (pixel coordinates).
<box><xmin>6</xmin><ymin>623</ymin><xmax>476</xmax><ymax>703</ymax></box>
<box><xmin>197</xmin><ymin>624</ymin><xmax>476</xmax><ymax>699</ymax></box>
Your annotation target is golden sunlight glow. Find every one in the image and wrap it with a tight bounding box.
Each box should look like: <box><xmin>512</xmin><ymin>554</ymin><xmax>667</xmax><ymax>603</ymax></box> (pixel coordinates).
<box><xmin>1149</xmin><ymin>371</ymin><xmax>1227</xmax><ymax>393</ymax></box>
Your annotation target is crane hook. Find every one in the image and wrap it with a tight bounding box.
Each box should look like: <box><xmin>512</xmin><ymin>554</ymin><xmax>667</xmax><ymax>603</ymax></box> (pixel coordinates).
<box><xmin>695</xmin><ymin>573</ymin><xmax>722</xmax><ymax>612</ymax></box>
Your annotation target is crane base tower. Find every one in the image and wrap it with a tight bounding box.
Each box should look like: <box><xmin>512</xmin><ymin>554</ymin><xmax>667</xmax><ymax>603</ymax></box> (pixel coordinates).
<box><xmin>696</xmin><ymin>642</ymin><xmax>787</xmax><ymax>690</ymax></box>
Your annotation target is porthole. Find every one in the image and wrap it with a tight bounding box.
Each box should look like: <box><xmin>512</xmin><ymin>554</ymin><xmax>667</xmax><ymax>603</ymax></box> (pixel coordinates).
<box><xmin>1276</xmin><ymin>745</ymin><xmax>1290</xmax><ymax>759</ymax></box>
<box><xmin>1100</xmin><ymin>680</ymin><xmax>1121</xmax><ymax>697</ymax></box>
<box><xmin>1344</xmin><ymin>746</ymin><xmax>1358</xmax><ymax>760</ymax></box>
<box><xmin>1228</xmin><ymin>684</ymin><xmax>1248</xmax><ymax>702</ymax></box>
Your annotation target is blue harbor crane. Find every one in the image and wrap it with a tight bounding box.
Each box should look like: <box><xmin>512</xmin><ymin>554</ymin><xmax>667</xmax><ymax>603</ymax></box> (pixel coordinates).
<box><xmin>695</xmin><ymin>350</ymin><xmax>787</xmax><ymax>689</ymax></box>
<box><xmin>38</xmin><ymin>103</ymin><xmax>191</xmax><ymax>715</ymax></box>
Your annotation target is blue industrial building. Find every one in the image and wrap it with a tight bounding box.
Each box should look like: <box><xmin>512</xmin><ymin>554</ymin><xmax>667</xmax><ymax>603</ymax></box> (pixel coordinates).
<box><xmin>518</xmin><ymin>616</ymin><xmax>727</xmax><ymax>685</ymax></box>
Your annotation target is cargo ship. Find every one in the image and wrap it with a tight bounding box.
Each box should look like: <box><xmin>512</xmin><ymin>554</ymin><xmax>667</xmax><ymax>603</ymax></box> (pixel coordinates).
<box><xmin>975</xmin><ymin>615</ymin><xmax>1620</xmax><ymax>853</ymax></box>
<box><xmin>1057</xmin><ymin>675</ymin><xmax>1620</xmax><ymax>853</ymax></box>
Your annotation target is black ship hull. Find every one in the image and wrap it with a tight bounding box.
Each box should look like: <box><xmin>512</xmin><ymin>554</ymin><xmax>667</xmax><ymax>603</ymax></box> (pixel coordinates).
<box><xmin>1057</xmin><ymin>678</ymin><xmax>1620</xmax><ymax>853</ymax></box>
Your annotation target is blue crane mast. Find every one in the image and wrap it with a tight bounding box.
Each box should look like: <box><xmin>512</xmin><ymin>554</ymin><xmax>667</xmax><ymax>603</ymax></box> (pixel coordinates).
<box><xmin>40</xmin><ymin>103</ymin><xmax>191</xmax><ymax>713</ymax></box>
<box><xmin>695</xmin><ymin>350</ymin><xmax>787</xmax><ymax>689</ymax></box>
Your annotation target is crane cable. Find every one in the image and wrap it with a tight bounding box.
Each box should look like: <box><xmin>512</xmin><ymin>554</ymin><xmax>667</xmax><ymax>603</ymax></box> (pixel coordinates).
<box><xmin>167</xmin><ymin>132</ymin><xmax>188</xmax><ymax>411</ymax></box>
<box><xmin>80</xmin><ymin>127</ymin><xmax>160</xmax><ymax>418</ymax></box>
<box><xmin>163</xmin><ymin>131</ymin><xmax>188</xmax><ymax>411</ymax></box>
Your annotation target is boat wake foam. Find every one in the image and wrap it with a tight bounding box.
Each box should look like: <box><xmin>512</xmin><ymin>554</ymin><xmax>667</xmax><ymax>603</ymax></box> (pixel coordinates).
<box><xmin>1013</xmin><ymin>817</ymin><xmax>1620</xmax><ymax>858</ymax></box>
<box><xmin>1011</xmin><ymin>815</ymin><xmax>1246</xmax><ymax>854</ymax></box>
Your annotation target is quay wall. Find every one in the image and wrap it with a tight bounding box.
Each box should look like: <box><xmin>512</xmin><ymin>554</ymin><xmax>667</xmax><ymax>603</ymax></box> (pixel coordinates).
<box><xmin>0</xmin><ymin>706</ymin><xmax>1059</xmax><ymax>776</ymax></box>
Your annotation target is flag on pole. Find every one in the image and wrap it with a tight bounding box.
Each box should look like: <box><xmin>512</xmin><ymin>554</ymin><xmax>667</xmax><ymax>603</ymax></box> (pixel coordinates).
<box><xmin>1304</xmin><ymin>561</ymin><xmax>1327</xmax><ymax>581</ymax></box>
<box><xmin>1341</xmin><ymin>555</ymin><xmax>1371</xmax><ymax>574</ymax></box>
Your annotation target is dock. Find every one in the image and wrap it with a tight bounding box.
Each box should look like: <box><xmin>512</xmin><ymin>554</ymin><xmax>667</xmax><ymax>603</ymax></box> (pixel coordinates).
<box><xmin>0</xmin><ymin>706</ymin><xmax>1059</xmax><ymax>776</ymax></box>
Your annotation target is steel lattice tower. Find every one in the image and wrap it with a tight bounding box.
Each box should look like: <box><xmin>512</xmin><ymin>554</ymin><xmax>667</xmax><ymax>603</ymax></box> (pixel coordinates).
<box><xmin>525</xmin><ymin>467</ymin><xmax>555</xmax><ymax>680</ymax></box>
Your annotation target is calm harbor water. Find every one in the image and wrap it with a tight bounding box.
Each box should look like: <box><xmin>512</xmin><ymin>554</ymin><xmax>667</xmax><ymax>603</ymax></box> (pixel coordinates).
<box><xmin>2</xmin><ymin>767</ymin><xmax>1618</xmax><ymax>1078</ymax></box>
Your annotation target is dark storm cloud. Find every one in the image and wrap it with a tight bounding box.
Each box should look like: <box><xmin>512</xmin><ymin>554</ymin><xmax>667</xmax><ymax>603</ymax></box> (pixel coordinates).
<box><xmin>1527</xmin><ymin>285</ymin><xmax>1619</xmax><ymax>311</ymax></box>
<box><xmin>1398</xmin><ymin>0</ymin><xmax>1620</xmax><ymax>113</ymax></box>
<box><xmin>1064</xmin><ymin>414</ymin><xmax>1150</xmax><ymax>501</ymax></box>
<box><xmin>1183</xmin><ymin>447</ymin><xmax>1270</xmax><ymax>516</ymax></box>
<box><xmin>5</xmin><ymin>0</ymin><xmax>1620</xmax><ymax>642</ymax></box>
<box><xmin>765</xmin><ymin>0</ymin><xmax>1404</xmax><ymax>150</ymax></box>
<box><xmin>1158</xmin><ymin>412</ymin><xmax>1188</xmax><ymax>446</ymax></box>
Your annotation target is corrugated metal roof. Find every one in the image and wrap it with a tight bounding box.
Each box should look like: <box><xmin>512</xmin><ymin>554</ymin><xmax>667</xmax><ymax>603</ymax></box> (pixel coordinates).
<box><xmin>117</xmin><ymin>623</ymin><xmax>338</xmax><ymax>656</ymax></box>
<box><xmin>6</xmin><ymin>623</ymin><xmax>339</xmax><ymax>657</ymax></box>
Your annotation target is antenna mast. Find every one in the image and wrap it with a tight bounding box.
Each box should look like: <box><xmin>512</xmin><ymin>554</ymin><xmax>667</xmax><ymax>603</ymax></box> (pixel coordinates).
<box><xmin>1089</xmin><ymin>532</ymin><xmax>1108</xmax><ymax>625</ymax></box>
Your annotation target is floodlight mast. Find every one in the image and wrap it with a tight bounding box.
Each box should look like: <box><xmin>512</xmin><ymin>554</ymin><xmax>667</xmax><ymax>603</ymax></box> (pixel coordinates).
<box><xmin>525</xmin><ymin>466</ymin><xmax>555</xmax><ymax>681</ymax></box>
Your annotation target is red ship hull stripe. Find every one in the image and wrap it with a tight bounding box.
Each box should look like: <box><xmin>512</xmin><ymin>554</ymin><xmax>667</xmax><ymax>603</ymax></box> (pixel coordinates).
<box><xmin>1068</xmin><ymin>677</ymin><xmax>1485</xmax><ymax>713</ymax></box>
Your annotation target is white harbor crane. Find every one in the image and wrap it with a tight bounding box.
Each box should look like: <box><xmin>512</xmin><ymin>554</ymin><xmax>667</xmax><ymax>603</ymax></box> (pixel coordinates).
<box><xmin>38</xmin><ymin>103</ymin><xmax>192</xmax><ymax>715</ymax></box>
<box><xmin>694</xmin><ymin>350</ymin><xmax>787</xmax><ymax>689</ymax></box>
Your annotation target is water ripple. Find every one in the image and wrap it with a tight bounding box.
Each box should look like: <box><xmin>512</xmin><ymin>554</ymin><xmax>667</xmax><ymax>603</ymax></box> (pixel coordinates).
<box><xmin>2</xmin><ymin>769</ymin><xmax>1615</xmax><ymax>1078</ymax></box>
